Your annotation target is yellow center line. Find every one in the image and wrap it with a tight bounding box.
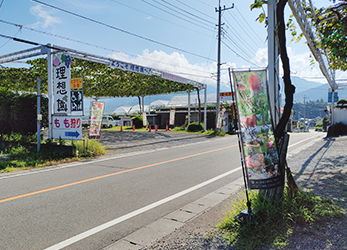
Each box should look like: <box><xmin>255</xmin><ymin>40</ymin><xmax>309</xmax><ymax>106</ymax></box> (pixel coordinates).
<box><xmin>0</xmin><ymin>144</ymin><xmax>237</xmax><ymax>204</ymax></box>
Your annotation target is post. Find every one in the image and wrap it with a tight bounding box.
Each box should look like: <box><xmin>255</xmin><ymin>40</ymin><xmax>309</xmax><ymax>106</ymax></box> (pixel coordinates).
<box><xmin>268</xmin><ymin>0</ymin><xmax>280</xmax><ymax>127</ymax></box>
<box><xmin>216</xmin><ymin>2</ymin><xmax>222</xmax><ymax>129</ymax></box>
<box><xmin>37</xmin><ymin>75</ymin><xmax>41</xmax><ymax>152</ymax></box>
<box><xmin>47</xmin><ymin>44</ymin><xmax>53</xmax><ymax>140</ymax></box>
<box><xmin>188</xmin><ymin>91</ymin><xmax>191</xmax><ymax>125</ymax></box>
<box><xmin>204</xmin><ymin>84</ymin><xmax>207</xmax><ymax>131</ymax></box>
<box><xmin>215</xmin><ymin>2</ymin><xmax>234</xmax><ymax>130</ymax></box>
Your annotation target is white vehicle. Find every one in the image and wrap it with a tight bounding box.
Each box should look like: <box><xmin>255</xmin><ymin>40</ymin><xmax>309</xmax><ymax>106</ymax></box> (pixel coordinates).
<box><xmin>102</xmin><ymin>116</ymin><xmax>114</xmax><ymax>128</ymax></box>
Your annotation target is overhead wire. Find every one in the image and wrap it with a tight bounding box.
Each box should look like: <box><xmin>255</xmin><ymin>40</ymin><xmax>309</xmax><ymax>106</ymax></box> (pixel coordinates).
<box><xmin>140</xmin><ymin>0</ymin><xmax>215</xmax><ymax>32</ymax></box>
<box><xmin>158</xmin><ymin>0</ymin><xmax>215</xmax><ymax>25</ymax></box>
<box><xmin>0</xmin><ymin>20</ymin><xmax>214</xmax><ymax>79</ymax></box>
<box><xmin>108</xmin><ymin>0</ymin><xmax>211</xmax><ymax>37</ymax></box>
<box><xmin>173</xmin><ymin>0</ymin><xmax>215</xmax><ymax>21</ymax></box>
<box><xmin>225</xmin><ymin>10</ymin><xmax>264</xmax><ymax>49</ymax></box>
<box><xmin>32</xmin><ymin>0</ymin><xmax>216</xmax><ymax>62</ymax></box>
<box><xmin>0</xmin><ymin>32</ymin><xmax>215</xmax><ymax>81</ymax></box>
<box><xmin>234</xmin><ymin>6</ymin><xmax>265</xmax><ymax>45</ymax></box>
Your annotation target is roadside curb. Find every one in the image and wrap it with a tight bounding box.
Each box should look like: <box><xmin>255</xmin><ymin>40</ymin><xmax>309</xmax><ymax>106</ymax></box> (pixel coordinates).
<box><xmin>104</xmin><ymin>177</ymin><xmax>244</xmax><ymax>250</ymax></box>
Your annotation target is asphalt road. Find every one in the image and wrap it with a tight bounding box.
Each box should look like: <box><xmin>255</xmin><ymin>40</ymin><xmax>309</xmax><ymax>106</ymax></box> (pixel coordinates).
<box><xmin>0</xmin><ymin>131</ymin><xmax>323</xmax><ymax>250</ymax></box>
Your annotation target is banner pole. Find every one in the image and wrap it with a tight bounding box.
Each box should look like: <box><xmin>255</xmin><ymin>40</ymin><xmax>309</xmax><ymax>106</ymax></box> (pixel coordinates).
<box><xmin>229</xmin><ymin>68</ymin><xmax>252</xmax><ymax>218</ymax></box>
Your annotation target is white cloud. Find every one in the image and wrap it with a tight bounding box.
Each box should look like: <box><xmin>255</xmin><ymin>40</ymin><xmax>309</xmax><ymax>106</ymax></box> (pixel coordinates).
<box><xmin>250</xmin><ymin>47</ymin><xmax>329</xmax><ymax>83</ymax></box>
<box><xmin>30</xmin><ymin>5</ymin><xmax>61</xmax><ymax>28</ymax></box>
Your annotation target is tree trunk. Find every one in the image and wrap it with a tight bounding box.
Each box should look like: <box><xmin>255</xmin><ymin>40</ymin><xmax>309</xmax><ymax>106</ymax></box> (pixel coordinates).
<box><xmin>260</xmin><ymin>0</ymin><xmax>299</xmax><ymax>200</ymax></box>
<box><xmin>137</xmin><ymin>96</ymin><xmax>141</xmax><ymax>113</ymax></box>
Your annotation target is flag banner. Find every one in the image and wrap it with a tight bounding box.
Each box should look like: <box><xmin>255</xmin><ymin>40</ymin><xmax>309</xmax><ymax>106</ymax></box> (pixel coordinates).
<box><xmin>169</xmin><ymin>110</ymin><xmax>175</xmax><ymax>125</ymax></box>
<box><xmin>89</xmin><ymin>101</ymin><xmax>105</xmax><ymax>139</ymax></box>
<box><xmin>143</xmin><ymin>112</ymin><xmax>147</xmax><ymax>126</ymax></box>
<box><xmin>232</xmin><ymin>69</ymin><xmax>284</xmax><ymax>189</ymax></box>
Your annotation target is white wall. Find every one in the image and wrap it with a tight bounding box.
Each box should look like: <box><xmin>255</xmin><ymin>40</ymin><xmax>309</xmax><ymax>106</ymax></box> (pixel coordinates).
<box><xmin>333</xmin><ymin>108</ymin><xmax>347</xmax><ymax>124</ymax></box>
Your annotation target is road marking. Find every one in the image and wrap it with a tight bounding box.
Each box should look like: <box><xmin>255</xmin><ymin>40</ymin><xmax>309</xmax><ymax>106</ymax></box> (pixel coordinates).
<box><xmin>288</xmin><ymin>136</ymin><xmax>318</xmax><ymax>148</ymax></box>
<box><xmin>0</xmin><ymin>136</ymin><xmax>232</xmax><ymax>180</ymax></box>
<box><xmin>44</xmin><ymin>167</ymin><xmax>242</xmax><ymax>250</ymax></box>
<box><xmin>0</xmin><ymin>145</ymin><xmax>237</xmax><ymax>204</ymax></box>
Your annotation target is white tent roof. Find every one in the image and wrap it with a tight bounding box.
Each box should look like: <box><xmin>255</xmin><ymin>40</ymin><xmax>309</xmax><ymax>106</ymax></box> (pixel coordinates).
<box><xmin>129</xmin><ymin>104</ymin><xmax>149</xmax><ymax>114</ymax></box>
<box><xmin>113</xmin><ymin>106</ymin><xmax>132</xmax><ymax>115</ymax></box>
<box><xmin>167</xmin><ymin>94</ymin><xmax>217</xmax><ymax>107</ymax></box>
<box><xmin>150</xmin><ymin>100</ymin><xmax>169</xmax><ymax>107</ymax></box>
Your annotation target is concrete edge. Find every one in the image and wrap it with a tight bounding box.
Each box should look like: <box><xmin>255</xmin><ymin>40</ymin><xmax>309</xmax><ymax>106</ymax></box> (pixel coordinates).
<box><xmin>104</xmin><ymin>177</ymin><xmax>245</xmax><ymax>250</ymax></box>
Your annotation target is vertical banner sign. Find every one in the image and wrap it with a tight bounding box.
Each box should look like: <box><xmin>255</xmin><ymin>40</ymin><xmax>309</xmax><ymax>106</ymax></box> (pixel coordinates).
<box><xmin>143</xmin><ymin>112</ymin><xmax>147</xmax><ymax>126</ymax></box>
<box><xmin>216</xmin><ymin>110</ymin><xmax>224</xmax><ymax>129</ymax></box>
<box><xmin>169</xmin><ymin>110</ymin><xmax>175</xmax><ymax>125</ymax></box>
<box><xmin>53</xmin><ymin>53</ymin><xmax>71</xmax><ymax>114</ymax></box>
<box><xmin>232</xmin><ymin>69</ymin><xmax>283</xmax><ymax>189</ymax></box>
<box><xmin>71</xmin><ymin>78</ymin><xmax>83</xmax><ymax>112</ymax></box>
<box><xmin>89</xmin><ymin>101</ymin><xmax>105</xmax><ymax>139</ymax></box>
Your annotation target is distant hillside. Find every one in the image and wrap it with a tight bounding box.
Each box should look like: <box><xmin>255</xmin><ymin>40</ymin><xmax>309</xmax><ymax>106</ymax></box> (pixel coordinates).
<box><xmin>295</xmin><ymin>84</ymin><xmax>347</xmax><ymax>103</ymax></box>
<box><xmin>82</xmin><ymin>76</ymin><xmax>345</xmax><ymax>113</ymax></box>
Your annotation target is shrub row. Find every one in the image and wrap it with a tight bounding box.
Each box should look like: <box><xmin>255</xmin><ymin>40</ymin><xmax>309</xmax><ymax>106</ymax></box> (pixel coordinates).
<box><xmin>0</xmin><ymin>88</ymin><xmax>48</xmax><ymax>136</ymax></box>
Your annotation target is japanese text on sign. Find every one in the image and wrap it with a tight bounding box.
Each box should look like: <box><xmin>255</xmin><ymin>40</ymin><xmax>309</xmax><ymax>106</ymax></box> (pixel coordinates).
<box><xmin>71</xmin><ymin>78</ymin><xmax>83</xmax><ymax>90</ymax></box>
<box><xmin>53</xmin><ymin>53</ymin><xmax>71</xmax><ymax>114</ymax></box>
<box><xmin>109</xmin><ymin>60</ymin><xmax>152</xmax><ymax>75</ymax></box>
<box><xmin>162</xmin><ymin>72</ymin><xmax>188</xmax><ymax>84</ymax></box>
<box><xmin>52</xmin><ymin>116</ymin><xmax>82</xmax><ymax>140</ymax></box>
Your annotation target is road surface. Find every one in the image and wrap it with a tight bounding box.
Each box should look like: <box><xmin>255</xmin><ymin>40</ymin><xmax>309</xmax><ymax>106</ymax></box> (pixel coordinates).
<box><xmin>0</xmin><ymin>131</ymin><xmax>323</xmax><ymax>249</ymax></box>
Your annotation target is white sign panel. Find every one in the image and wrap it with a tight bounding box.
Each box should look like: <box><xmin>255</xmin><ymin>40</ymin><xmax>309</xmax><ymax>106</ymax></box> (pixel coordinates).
<box><xmin>53</xmin><ymin>53</ymin><xmax>71</xmax><ymax>114</ymax></box>
<box><xmin>162</xmin><ymin>72</ymin><xmax>188</xmax><ymax>84</ymax></box>
<box><xmin>52</xmin><ymin>116</ymin><xmax>82</xmax><ymax>140</ymax></box>
<box><xmin>109</xmin><ymin>60</ymin><xmax>152</xmax><ymax>75</ymax></box>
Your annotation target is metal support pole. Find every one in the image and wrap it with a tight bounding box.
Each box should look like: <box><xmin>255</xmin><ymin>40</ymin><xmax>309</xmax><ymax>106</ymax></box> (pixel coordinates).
<box><xmin>204</xmin><ymin>85</ymin><xmax>207</xmax><ymax>131</ymax></box>
<box><xmin>188</xmin><ymin>91</ymin><xmax>191</xmax><ymax>125</ymax></box>
<box><xmin>37</xmin><ymin>75</ymin><xmax>41</xmax><ymax>152</ymax></box>
<box><xmin>268</xmin><ymin>0</ymin><xmax>280</xmax><ymax>127</ymax></box>
<box><xmin>216</xmin><ymin>3</ymin><xmax>222</xmax><ymax>129</ymax></box>
<box><xmin>47</xmin><ymin>44</ymin><xmax>53</xmax><ymax>140</ymax></box>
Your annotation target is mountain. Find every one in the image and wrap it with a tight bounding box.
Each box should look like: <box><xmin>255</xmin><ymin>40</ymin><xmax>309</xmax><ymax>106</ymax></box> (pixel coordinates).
<box><xmin>294</xmin><ymin>83</ymin><xmax>347</xmax><ymax>103</ymax></box>
<box><xmin>82</xmin><ymin>76</ymin><xmax>345</xmax><ymax>113</ymax></box>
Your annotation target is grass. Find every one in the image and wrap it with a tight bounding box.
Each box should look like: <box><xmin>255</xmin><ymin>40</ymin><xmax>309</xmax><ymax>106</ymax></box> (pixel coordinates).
<box><xmin>218</xmin><ymin>186</ymin><xmax>345</xmax><ymax>250</ymax></box>
<box><xmin>0</xmin><ymin>135</ymin><xmax>106</xmax><ymax>173</ymax></box>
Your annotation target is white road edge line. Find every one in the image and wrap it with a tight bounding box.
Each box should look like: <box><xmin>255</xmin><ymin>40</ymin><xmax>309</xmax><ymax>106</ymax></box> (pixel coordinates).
<box><xmin>0</xmin><ymin>135</ymin><xmax>316</xmax><ymax>180</ymax></box>
<box><xmin>44</xmin><ymin>167</ymin><xmax>242</xmax><ymax>250</ymax></box>
<box><xmin>0</xmin><ymin>136</ymin><xmax>227</xmax><ymax>180</ymax></box>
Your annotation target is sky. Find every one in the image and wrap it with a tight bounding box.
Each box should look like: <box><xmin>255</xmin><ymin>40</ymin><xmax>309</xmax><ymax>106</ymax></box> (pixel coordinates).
<box><xmin>0</xmin><ymin>0</ymin><xmax>345</xmax><ymax>93</ymax></box>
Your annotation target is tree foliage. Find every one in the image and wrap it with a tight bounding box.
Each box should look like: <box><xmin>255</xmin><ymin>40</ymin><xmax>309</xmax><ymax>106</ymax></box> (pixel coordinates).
<box><xmin>252</xmin><ymin>0</ymin><xmax>347</xmax><ymax>71</ymax></box>
<box><xmin>0</xmin><ymin>57</ymin><xmax>195</xmax><ymax>97</ymax></box>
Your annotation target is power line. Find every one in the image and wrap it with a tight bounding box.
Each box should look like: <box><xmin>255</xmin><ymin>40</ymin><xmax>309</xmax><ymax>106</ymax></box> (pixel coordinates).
<box><xmin>0</xmin><ymin>0</ymin><xmax>5</xmax><ymax>9</ymax></box>
<box><xmin>234</xmin><ymin>6</ymin><xmax>265</xmax><ymax>45</ymax></box>
<box><xmin>140</xmin><ymin>0</ymin><xmax>214</xmax><ymax>32</ymax></box>
<box><xmin>0</xmin><ymin>19</ymin><xmax>215</xmax><ymax>76</ymax></box>
<box><xmin>108</xmin><ymin>0</ymin><xmax>211</xmax><ymax>37</ymax></box>
<box><xmin>159</xmin><ymin>0</ymin><xmax>214</xmax><ymax>25</ymax></box>
<box><xmin>222</xmin><ymin>40</ymin><xmax>259</xmax><ymax>67</ymax></box>
<box><xmin>174</xmin><ymin>0</ymin><xmax>215</xmax><ymax>21</ymax></box>
<box><xmin>225</xmin><ymin>11</ymin><xmax>263</xmax><ymax>49</ymax></box>
<box><xmin>32</xmin><ymin>0</ymin><xmax>216</xmax><ymax>62</ymax></box>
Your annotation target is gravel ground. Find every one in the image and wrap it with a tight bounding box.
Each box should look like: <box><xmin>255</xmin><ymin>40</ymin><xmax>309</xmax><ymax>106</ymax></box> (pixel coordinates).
<box><xmin>130</xmin><ymin>133</ymin><xmax>347</xmax><ymax>250</ymax></box>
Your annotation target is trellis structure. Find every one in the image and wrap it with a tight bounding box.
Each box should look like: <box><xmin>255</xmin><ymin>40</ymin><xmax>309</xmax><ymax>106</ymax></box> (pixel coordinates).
<box><xmin>0</xmin><ymin>42</ymin><xmax>208</xmax><ymax>138</ymax></box>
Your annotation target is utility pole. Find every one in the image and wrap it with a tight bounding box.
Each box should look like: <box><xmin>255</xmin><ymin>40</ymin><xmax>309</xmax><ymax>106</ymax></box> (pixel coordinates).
<box><xmin>303</xmin><ymin>95</ymin><xmax>307</xmax><ymax>131</ymax></box>
<box><xmin>215</xmin><ymin>1</ymin><xmax>233</xmax><ymax>129</ymax></box>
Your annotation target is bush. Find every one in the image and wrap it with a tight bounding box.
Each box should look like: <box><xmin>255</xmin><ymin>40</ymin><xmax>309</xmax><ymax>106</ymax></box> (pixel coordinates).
<box><xmin>132</xmin><ymin>116</ymin><xmax>143</xmax><ymax>129</ymax></box>
<box><xmin>327</xmin><ymin>122</ymin><xmax>347</xmax><ymax>137</ymax></box>
<box><xmin>0</xmin><ymin>88</ymin><xmax>48</xmax><ymax>136</ymax></box>
<box><xmin>187</xmin><ymin>122</ymin><xmax>203</xmax><ymax>132</ymax></box>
